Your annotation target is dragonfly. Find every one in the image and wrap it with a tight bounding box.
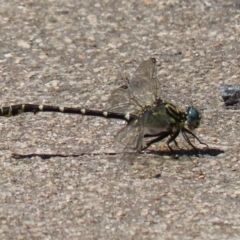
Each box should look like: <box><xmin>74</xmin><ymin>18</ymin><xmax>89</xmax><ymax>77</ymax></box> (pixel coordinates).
<box><xmin>0</xmin><ymin>58</ymin><xmax>207</xmax><ymax>155</ymax></box>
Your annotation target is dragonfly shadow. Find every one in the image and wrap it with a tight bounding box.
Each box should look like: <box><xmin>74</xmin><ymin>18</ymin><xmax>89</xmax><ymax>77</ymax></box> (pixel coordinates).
<box><xmin>145</xmin><ymin>147</ymin><xmax>224</xmax><ymax>158</ymax></box>
<box><xmin>12</xmin><ymin>147</ymin><xmax>224</xmax><ymax>160</ymax></box>
<box><xmin>11</xmin><ymin>152</ymin><xmax>119</xmax><ymax>160</ymax></box>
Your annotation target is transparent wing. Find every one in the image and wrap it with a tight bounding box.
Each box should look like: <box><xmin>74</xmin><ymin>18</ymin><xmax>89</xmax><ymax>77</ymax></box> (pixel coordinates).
<box><xmin>129</xmin><ymin>58</ymin><xmax>160</xmax><ymax>107</ymax></box>
<box><xmin>115</xmin><ymin>109</ymin><xmax>151</xmax><ymax>152</ymax></box>
<box><xmin>106</xmin><ymin>86</ymin><xmax>142</xmax><ymax>114</ymax></box>
<box><xmin>115</xmin><ymin>101</ymin><xmax>171</xmax><ymax>152</ymax></box>
<box><xmin>115</xmin><ymin>120</ymin><xmax>143</xmax><ymax>152</ymax></box>
<box><xmin>107</xmin><ymin>58</ymin><xmax>161</xmax><ymax>115</ymax></box>
<box><xmin>107</xmin><ymin>59</ymin><xmax>172</xmax><ymax>153</ymax></box>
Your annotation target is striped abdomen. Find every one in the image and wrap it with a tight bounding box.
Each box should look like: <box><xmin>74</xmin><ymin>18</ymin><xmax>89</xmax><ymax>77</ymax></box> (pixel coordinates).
<box><xmin>0</xmin><ymin>104</ymin><xmax>134</xmax><ymax>121</ymax></box>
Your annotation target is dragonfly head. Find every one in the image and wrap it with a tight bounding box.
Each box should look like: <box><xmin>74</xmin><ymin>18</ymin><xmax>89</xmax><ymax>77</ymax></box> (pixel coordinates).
<box><xmin>186</xmin><ymin>107</ymin><xmax>201</xmax><ymax>130</ymax></box>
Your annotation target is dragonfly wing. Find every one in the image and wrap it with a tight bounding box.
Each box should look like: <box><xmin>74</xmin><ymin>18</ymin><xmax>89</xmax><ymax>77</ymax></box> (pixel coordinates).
<box><xmin>106</xmin><ymin>86</ymin><xmax>142</xmax><ymax>114</ymax></box>
<box><xmin>114</xmin><ymin>104</ymin><xmax>169</xmax><ymax>152</ymax></box>
<box><xmin>115</xmin><ymin>118</ymin><xmax>143</xmax><ymax>152</ymax></box>
<box><xmin>106</xmin><ymin>86</ymin><xmax>130</xmax><ymax>113</ymax></box>
<box><xmin>107</xmin><ymin>59</ymin><xmax>161</xmax><ymax>115</ymax></box>
<box><xmin>129</xmin><ymin>58</ymin><xmax>160</xmax><ymax>107</ymax></box>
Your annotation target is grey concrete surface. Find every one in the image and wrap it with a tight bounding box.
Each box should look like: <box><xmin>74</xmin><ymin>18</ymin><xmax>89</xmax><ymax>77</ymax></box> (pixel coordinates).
<box><xmin>0</xmin><ymin>0</ymin><xmax>240</xmax><ymax>239</ymax></box>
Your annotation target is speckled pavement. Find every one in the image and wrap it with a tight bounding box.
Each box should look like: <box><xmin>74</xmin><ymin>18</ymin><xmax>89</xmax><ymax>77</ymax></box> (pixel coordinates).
<box><xmin>1</xmin><ymin>1</ymin><xmax>240</xmax><ymax>239</ymax></box>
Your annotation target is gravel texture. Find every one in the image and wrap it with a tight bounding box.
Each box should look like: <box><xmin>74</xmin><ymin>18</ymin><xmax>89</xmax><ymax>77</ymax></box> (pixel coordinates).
<box><xmin>1</xmin><ymin>0</ymin><xmax>240</xmax><ymax>239</ymax></box>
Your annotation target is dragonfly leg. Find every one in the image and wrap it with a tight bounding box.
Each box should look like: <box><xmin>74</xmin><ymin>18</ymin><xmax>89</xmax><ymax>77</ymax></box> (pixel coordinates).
<box><xmin>166</xmin><ymin>130</ymin><xmax>180</xmax><ymax>155</ymax></box>
<box><xmin>141</xmin><ymin>131</ymin><xmax>170</xmax><ymax>151</ymax></box>
<box><xmin>183</xmin><ymin>128</ymin><xmax>208</xmax><ymax>148</ymax></box>
<box><xmin>173</xmin><ymin>139</ymin><xmax>180</xmax><ymax>149</ymax></box>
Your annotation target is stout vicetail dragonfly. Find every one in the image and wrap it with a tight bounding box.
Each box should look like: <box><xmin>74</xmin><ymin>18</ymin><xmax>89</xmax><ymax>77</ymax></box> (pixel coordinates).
<box><xmin>0</xmin><ymin>58</ymin><xmax>207</xmax><ymax>156</ymax></box>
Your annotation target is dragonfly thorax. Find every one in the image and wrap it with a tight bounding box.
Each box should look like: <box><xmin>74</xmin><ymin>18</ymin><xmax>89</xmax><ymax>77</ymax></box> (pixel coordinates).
<box><xmin>186</xmin><ymin>107</ymin><xmax>201</xmax><ymax>130</ymax></box>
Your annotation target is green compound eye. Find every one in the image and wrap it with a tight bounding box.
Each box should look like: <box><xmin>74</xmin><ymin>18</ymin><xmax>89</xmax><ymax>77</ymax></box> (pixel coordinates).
<box><xmin>186</xmin><ymin>107</ymin><xmax>201</xmax><ymax>130</ymax></box>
